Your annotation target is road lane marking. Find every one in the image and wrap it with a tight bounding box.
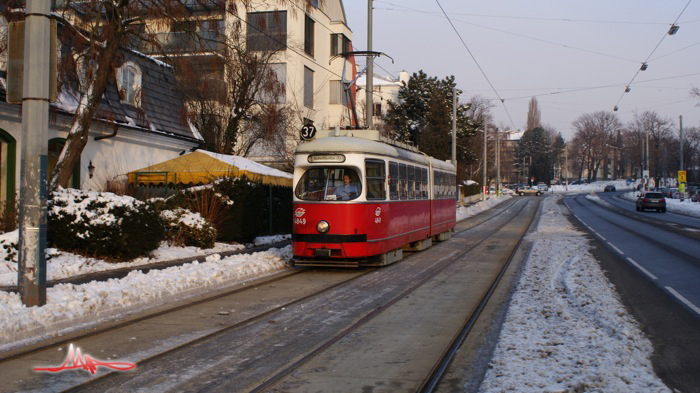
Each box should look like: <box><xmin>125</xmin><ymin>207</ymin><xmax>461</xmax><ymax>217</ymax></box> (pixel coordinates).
<box><xmin>665</xmin><ymin>286</ymin><xmax>700</xmax><ymax>316</ymax></box>
<box><xmin>607</xmin><ymin>242</ymin><xmax>624</xmax><ymax>255</ymax></box>
<box><xmin>626</xmin><ymin>257</ymin><xmax>658</xmax><ymax>280</ymax></box>
<box><xmin>595</xmin><ymin>233</ymin><xmax>607</xmax><ymax>241</ymax></box>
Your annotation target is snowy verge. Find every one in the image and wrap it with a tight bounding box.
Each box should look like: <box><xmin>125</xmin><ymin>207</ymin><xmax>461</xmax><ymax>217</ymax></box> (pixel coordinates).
<box><xmin>457</xmin><ymin>195</ymin><xmax>512</xmax><ymax>222</ymax></box>
<box><xmin>479</xmin><ymin>194</ymin><xmax>669</xmax><ymax>392</ymax></box>
<box><xmin>0</xmin><ymin>246</ymin><xmax>291</xmax><ymax>352</ymax></box>
<box><xmin>0</xmin><ymin>233</ymin><xmax>290</xmax><ymax>287</ymax></box>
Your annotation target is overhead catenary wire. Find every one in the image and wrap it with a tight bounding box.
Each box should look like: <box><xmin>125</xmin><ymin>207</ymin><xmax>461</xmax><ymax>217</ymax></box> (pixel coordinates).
<box><xmin>376</xmin><ymin>1</ymin><xmax>674</xmax><ymax>26</ymax></box>
<box><xmin>613</xmin><ymin>0</ymin><xmax>693</xmax><ymax>111</ymax></box>
<box><xmin>434</xmin><ymin>0</ymin><xmax>517</xmax><ymax>130</ymax></box>
<box><xmin>377</xmin><ymin>3</ymin><xmax>641</xmax><ymax>64</ymax></box>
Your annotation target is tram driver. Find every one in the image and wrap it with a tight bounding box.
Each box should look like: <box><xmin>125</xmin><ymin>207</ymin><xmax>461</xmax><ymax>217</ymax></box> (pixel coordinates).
<box><xmin>335</xmin><ymin>174</ymin><xmax>358</xmax><ymax>200</ymax></box>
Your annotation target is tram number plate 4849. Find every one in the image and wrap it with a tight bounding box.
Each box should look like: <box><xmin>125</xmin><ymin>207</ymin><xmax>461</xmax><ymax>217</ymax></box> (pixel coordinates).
<box><xmin>294</xmin><ymin>218</ymin><xmax>307</xmax><ymax>225</ymax></box>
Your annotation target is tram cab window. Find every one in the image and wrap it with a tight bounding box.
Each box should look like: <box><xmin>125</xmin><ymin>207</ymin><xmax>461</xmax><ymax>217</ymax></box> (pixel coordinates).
<box><xmin>365</xmin><ymin>159</ymin><xmax>386</xmax><ymax>200</ymax></box>
<box><xmin>389</xmin><ymin>162</ymin><xmax>399</xmax><ymax>200</ymax></box>
<box><xmin>295</xmin><ymin>167</ymin><xmax>362</xmax><ymax>201</ymax></box>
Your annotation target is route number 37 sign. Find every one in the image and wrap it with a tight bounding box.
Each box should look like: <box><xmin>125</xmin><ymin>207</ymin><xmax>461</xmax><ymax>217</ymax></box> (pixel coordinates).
<box><xmin>300</xmin><ymin>124</ymin><xmax>317</xmax><ymax>141</ymax></box>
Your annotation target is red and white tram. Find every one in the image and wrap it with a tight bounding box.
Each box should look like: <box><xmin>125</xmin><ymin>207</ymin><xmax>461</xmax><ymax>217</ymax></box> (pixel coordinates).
<box><xmin>291</xmin><ymin>129</ymin><xmax>457</xmax><ymax>267</ymax></box>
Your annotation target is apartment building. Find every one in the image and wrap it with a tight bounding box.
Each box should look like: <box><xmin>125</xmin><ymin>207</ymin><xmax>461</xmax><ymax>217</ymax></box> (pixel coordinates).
<box><xmin>138</xmin><ymin>0</ymin><xmax>356</xmax><ymax>169</ymax></box>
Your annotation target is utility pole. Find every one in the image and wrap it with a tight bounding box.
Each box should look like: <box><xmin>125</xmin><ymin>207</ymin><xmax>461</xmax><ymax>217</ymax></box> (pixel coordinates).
<box><xmin>18</xmin><ymin>0</ymin><xmax>50</xmax><ymax>307</ymax></box>
<box><xmin>646</xmin><ymin>128</ymin><xmax>650</xmax><ymax>190</ymax></box>
<box><xmin>496</xmin><ymin>128</ymin><xmax>500</xmax><ymax>196</ymax></box>
<box><xmin>451</xmin><ymin>88</ymin><xmax>457</xmax><ymax>168</ymax></box>
<box><xmin>365</xmin><ymin>0</ymin><xmax>373</xmax><ymax>129</ymax></box>
<box><xmin>482</xmin><ymin>120</ymin><xmax>488</xmax><ymax>201</ymax></box>
<box><xmin>679</xmin><ymin>115</ymin><xmax>683</xmax><ymax>171</ymax></box>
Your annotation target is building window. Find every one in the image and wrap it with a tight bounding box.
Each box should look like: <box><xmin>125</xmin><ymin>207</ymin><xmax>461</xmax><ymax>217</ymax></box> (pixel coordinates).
<box><xmin>308</xmin><ymin>0</ymin><xmax>319</xmax><ymax>8</ymax></box>
<box><xmin>117</xmin><ymin>62</ymin><xmax>141</xmax><ymax>107</ymax></box>
<box><xmin>330</xmin><ymin>33</ymin><xmax>351</xmax><ymax>56</ymax></box>
<box><xmin>329</xmin><ymin>80</ymin><xmax>348</xmax><ymax>106</ymax></box>
<box><xmin>247</xmin><ymin>11</ymin><xmax>287</xmax><ymax>51</ymax></box>
<box><xmin>258</xmin><ymin>63</ymin><xmax>286</xmax><ymax>104</ymax></box>
<box><xmin>304</xmin><ymin>14</ymin><xmax>315</xmax><ymax>57</ymax></box>
<box><xmin>373</xmin><ymin>103</ymin><xmax>382</xmax><ymax>117</ymax></box>
<box><xmin>304</xmin><ymin>66</ymin><xmax>314</xmax><ymax>108</ymax></box>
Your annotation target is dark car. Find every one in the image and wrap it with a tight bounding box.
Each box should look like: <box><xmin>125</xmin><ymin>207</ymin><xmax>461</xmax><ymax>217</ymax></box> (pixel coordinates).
<box><xmin>636</xmin><ymin>192</ymin><xmax>666</xmax><ymax>212</ymax></box>
<box><xmin>571</xmin><ymin>180</ymin><xmax>586</xmax><ymax>185</ymax></box>
<box><xmin>604</xmin><ymin>185</ymin><xmax>616</xmax><ymax>192</ymax></box>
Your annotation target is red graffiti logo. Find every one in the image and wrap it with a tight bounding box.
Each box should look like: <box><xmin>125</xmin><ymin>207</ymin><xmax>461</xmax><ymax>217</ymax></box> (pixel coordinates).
<box><xmin>33</xmin><ymin>344</ymin><xmax>135</xmax><ymax>374</ymax></box>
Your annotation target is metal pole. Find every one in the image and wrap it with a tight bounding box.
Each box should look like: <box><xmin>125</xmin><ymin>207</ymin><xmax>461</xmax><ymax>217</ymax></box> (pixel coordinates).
<box><xmin>365</xmin><ymin>0</ymin><xmax>373</xmax><ymax>128</ymax></box>
<box><xmin>496</xmin><ymin>128</ymin><xmax>500</xmax><ymax>196</ymax></box>
<box><xmin>451</xmin><ymin>88</ymin><xmax>457</xmax><ymax>167</ymax></box>
<box><xmin>482</xmin><ymin>120</ymin><xmax>488</xmax><ymax>201</ymax></box>
<box><xmin>646</xmin><ymin>129</ymin><xmax>650</xmax><ymax>189</ymax></box>
<box><xmin>679</xmin><ymin>115</ymin><xmax>683</xmax><ymax>171</ymax></box>
<box><xmin>18</xmin><ymin>0</ymin><xmax>50</xmax><ymax>307</ymax></box>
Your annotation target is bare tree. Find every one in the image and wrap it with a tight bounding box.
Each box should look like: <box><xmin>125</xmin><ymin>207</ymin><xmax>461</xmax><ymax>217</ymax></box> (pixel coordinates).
<box><xmin>571</xmin><ymin>111</ymin><xmax>621</xmax><ymax>181</ymax></box>
<box><xmin>526</xmin><ymin>97</ymin><xmax>541</xmax><ymax>131</ymax></box>
<box><xmin>627</xmin><ymin>111</ymin><xmax>673</xmax><ymax>181</ymax></box>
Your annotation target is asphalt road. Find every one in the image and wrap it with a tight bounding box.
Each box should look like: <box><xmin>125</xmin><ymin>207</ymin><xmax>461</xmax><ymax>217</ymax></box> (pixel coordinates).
<box><xmin>563</xmin><ymin>193</ymin><xmax>700</xmax><ymax>393</ymax></box>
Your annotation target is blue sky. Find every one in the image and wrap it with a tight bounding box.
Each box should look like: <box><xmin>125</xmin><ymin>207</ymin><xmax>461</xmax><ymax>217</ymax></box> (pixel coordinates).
<box><xmin>343</xmin><ymin>0</ymin><xmax>700</xmax><ymax>140</ymax></box>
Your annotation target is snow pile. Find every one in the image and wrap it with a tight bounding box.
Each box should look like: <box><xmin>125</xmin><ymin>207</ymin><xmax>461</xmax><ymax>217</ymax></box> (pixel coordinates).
<box><xmin>550</xmin><ymin>180</ymin><xmax>633</xmax><ymax>194</ymax></box>
<box><xmin>51</xmin><ymin>187</ymin><xmax>143</xmax><ymax>227</ymax></box>
<box><xmin>457</xmin><ymin>195</ymin><xmax>512</xmax><ymax>222</ymax></box>
<box><xmin>0</xmin><ymin>246</ymin><xmax>291</xmax><ymax>351</ymax></box>
<box><xmin>160</xmin><ymin>208</ymin><xmax>209</xmax><ymax>230</ymax></box>
<box><xmin>479</xmin><ymin>195</ymin><xmax>669</xmax><ymax>392</ymax></box>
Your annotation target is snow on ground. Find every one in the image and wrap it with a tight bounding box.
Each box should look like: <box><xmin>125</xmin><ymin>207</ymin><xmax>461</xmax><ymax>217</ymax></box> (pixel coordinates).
<box><xmin>0</xmin><ymin>245</ymin><xmax>291</xmax><ymax>352</ymax></box>
<box><xmin>457</xmin><ymin>194</ymin><xmax>512</xmax><ymax>221</ymax></box>
<box><xmin>479</xmin><ymin>194</ymin><xmax>670</xmax><ymax>393</ymax></box>
<box><xmin>0</xmin><ymin>233</ymin><xmax>290</xmax><ymax>287</ymax></box>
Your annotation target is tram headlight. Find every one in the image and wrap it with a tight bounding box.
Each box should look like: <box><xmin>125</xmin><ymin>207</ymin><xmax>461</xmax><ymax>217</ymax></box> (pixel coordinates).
<box><xmin>316</xmin><ymin>220</ymin><xmax>330</xmax><ymax>233</ymax></box>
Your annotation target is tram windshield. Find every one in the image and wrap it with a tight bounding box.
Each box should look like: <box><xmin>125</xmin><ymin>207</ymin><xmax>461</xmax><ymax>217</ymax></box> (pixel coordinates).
<box><xmin>295</xmin><ymin>167</ymin><xmax>362</xmax><ymax>201</ymax></box>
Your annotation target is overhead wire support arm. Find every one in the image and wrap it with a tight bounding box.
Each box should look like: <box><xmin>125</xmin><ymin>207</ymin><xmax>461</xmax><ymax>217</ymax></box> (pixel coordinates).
<box><xmin>331</xmin><ymin>51</ymin><xmax>395</xmax><ymax>129</ymax></box>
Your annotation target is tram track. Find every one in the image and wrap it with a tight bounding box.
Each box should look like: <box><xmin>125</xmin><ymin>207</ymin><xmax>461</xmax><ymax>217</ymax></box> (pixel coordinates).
<box><xmin>2</xmin><ymin>197</ymin><xmax>534</xmax><ymax>393</ymax></box>
<box><xmin>251</xmin><ymin>197</ymin><xmax>540</xmax><ymax>392</ymax></box>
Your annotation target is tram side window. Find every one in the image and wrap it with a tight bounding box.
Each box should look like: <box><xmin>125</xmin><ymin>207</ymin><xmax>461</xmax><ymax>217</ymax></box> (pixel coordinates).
<box><xmin>389</xmin><ymin>162</ymin><xmax>399</xmax><ymax>200</ymax></box>
<box><xmin>408</xmin><ymin>166</ymin><xmax>415</xmax><ymax>199</ymax></box>
<box><xmin>433</xmin><ymin>171</ymin><xmax>440</xmax><ymax>198</ymax></box>
<box><xmin>422</xmin><ymin>168</ymin><xmax>428</xmax><ymax>198</ymax></box>
<box><xmin>399</xmin><ymin>163</ymin><xmax>407</xmax><ymax>200</ymax></box>
<box><xmin>365</xmin><ymin>159</ymin><xmax>386</xmax><ymax>200</ymax></box>
<box><xmin>415</xmin><ymin>167</ymin><xmax>422</xmax><ymax>199</ymax></box>
<box><xmin>452</xmin><ymin>174</ymin><xmax>456</xmax><ymax>197</ymax></box>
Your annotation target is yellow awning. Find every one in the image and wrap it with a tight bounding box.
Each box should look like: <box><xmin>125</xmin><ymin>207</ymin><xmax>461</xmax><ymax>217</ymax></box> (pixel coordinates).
<box><xmin>127</xmin><ymin>151</ymin><xmax>292</xmax><ymax>187</ymax></box>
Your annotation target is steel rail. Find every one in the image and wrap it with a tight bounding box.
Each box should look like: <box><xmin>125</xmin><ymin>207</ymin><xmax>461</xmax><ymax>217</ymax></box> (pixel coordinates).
<box><xmin>249</xmin><ymin>198</ymin><xmax>538</xmax><ymax>392</ymax></box>
<box><xmin>418</xmin><ymin>199</ymin><xmax>540</xmax><ymax>392</ymax></box>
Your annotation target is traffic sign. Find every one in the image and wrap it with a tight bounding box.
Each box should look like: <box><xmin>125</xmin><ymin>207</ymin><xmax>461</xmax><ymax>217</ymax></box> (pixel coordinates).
<box><xmin>678</xmin><ymin>170</ymin><xmax>686</xmax><ymax>183</ymax></box>
<box><xmin>300</xmin><ymin>124</ymin><xmax>317</xmax><ymax>141</ymax></box>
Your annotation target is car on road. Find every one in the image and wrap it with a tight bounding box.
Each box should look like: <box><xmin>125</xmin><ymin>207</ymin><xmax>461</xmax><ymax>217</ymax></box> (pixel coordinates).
<box><xmin>604</xmin><ymin>184</ymin><xmax>616</xmax><ymax>192</ymax></box>
<box><xmin>571</xmin><ymin>179</ymin><xmax>586</xmax><ymax>185</ymax></box>
<box><xmin>636</xmin><ymin>192</ymin><xmax>666</xmax><ymax>212</ymax></box>
<box><xmin>537</xmin><ymin>183</ymin><xmax>548</xmax><ymax>192</ymax></box>
<box><xmin>517</xmin><ymin>186</ymin><xmax>542</xmax><ymax>196</ymax></box>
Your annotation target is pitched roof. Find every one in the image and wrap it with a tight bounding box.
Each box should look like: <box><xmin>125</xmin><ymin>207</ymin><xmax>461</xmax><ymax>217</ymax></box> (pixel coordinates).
<box><xmin>0</xmin><ymin>49</ymin><xmax>202</xmax><ymax>144</ymax></box>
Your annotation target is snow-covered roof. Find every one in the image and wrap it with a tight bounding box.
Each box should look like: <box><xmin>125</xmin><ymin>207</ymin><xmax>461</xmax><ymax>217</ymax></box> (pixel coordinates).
<box><xmin>356</xmin><ymin>74</ymin><xmax>401</xmax><ymax>87</ymax></box>
<box><xmin>199</xmin><ymin>150</ymin><xmax>292</xmax><ymax>179</ymax></box>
